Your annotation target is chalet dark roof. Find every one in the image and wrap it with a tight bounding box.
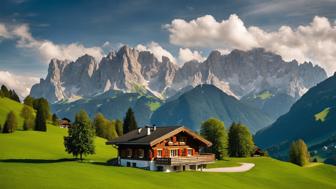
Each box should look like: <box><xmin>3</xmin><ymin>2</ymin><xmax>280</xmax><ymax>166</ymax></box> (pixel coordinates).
<box><xmin>106</xmin><ymin>125</ymin><xmax>212</xmax><ymax>147</ymax></box>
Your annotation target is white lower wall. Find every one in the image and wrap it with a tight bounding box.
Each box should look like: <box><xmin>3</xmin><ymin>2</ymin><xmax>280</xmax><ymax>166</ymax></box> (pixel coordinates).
<box><xmin>119</xmin><ymin>158</ymin><xmax>157</xmax><ymax>171</ymax></box>
<box><xmin>119</xmin><ymin>157</ymin><xmax>208</xmax><ymax>172</ymax></box>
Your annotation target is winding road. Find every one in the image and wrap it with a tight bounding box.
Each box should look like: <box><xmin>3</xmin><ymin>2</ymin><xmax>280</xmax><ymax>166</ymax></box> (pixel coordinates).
<box><xmin>203</xmin><ymin>163</ymin><xmax>255</xmax><ymax>172</ymax></box>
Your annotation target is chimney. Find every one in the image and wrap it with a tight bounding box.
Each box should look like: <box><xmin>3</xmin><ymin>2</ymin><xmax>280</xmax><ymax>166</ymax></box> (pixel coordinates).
<box><xmin>146</xmin><ymin>127</ymin><xmax>151</xmax><ymax>135</ymax></box>
<box><xmin>137</xmin><ymin>128</ymin><xmax>142</xmax><ymax>134</ymax></box>
<box><xmin>153</xmin><ymin>124</ymin><xmax>156</xmax><ymax>131</ymax></box>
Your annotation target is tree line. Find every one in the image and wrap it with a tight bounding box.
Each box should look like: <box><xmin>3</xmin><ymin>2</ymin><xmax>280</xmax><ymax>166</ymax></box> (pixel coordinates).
<box><xmin>64</xmin><ymin>107</ymin><xmax>138</xmax><ymax>161</ymax></box>
<box><xmin>1</xmin><ymin>95</ymin><xmax>50</xmax><ymax>133</ymax></box>
<box><xmin>200</xmin><ymin>118</ymin><xmax>256</xmax><ymax>159</ymax></box>
<box><xmin>0</xmin><ymin>85</ymin><xmax>20</xmax><ymax>103</ymax></box>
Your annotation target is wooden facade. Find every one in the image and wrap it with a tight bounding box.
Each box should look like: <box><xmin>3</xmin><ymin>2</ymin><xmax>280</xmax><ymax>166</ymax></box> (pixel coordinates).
<box><xmin>107</xmin><ymin>126</ymin><xmax>215</xmax><ymax>171</ymax></box>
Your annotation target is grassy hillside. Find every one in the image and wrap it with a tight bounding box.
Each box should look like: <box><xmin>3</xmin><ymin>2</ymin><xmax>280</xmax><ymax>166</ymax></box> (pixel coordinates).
<box><xmin>0</xmin><ymin>97</ymin><xmax>25</xmax><ymax>127</ymax></box>
<box><xmin>0</xmin><ymin>97</ymin><xmax>335</xmax><ymax>189</ymax></box>
<box><xmin>0</xmin><ymin>126</ymin><xmax>335</xmax><ymax>189</ymax></box>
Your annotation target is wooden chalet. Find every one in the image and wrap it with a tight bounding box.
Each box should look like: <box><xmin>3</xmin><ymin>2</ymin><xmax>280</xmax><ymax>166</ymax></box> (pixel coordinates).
<box><xmin>106</xmin><ymin>125</ymin><xmax>215</xmax><ymax>172</ymax></box>
<box><xmin>59</xmin><ymin>118</ymin><xmax>71</xmax><ymax>128</ymax></box>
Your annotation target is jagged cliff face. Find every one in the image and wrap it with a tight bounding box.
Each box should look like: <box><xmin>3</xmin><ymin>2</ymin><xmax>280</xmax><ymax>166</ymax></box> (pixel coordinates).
<box><xmin>30</xmin><ymin>46</ymin><xmax>327</xmax><ymax>103</ymax></box>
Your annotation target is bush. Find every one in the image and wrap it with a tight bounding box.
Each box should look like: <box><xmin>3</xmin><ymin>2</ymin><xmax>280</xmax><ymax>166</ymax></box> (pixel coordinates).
<box><xmin>289</xmin><ymin>139</ymin><xmax>310</xmax><ymax>166</ymax></box>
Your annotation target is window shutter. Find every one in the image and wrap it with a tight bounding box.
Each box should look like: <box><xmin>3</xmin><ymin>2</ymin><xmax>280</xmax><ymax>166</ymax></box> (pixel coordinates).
<box><xmin>162</xmin><ymin>148</ymin><xmax>165</xmax><ymax>157</ymax></box>
<box><xmin>178</xmin><ymin>149</ymin><xmax>181</xmax><ymax>156</ymax></box>
<box><xmin>153</xmin><ymin>149</ymin><xmax>157</xmax><ymax>157</ymax></box>
<box><xmin>192</xmin><ymin>149</ymin><xmax>195</xmax><ymax>156</ymax></box>
<box><xmin>149</xmin><ymin>150</ymin><xmax>153</xmax><ymax>159</ymax></box>
<box><xmin>184</xmin><ymin>148</ymin><xmax>188</xmax><ymax>156</ymax></box>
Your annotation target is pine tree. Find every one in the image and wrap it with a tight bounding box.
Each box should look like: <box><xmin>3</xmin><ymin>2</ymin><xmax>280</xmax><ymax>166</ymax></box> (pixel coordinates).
<box><xmin>228</xmin><ymin>123</ymin><xmax>254</xmax><ymax>157</ymax></box>
<box><xmin>52</xmin><ymin>113</ymin><xmax>59</xmax><ymax>126</ymax></box>
<box><xmin>34</xmin><ymin>104</ymin><xmax>47</xmax><ymax>131</ymax></box>
<box><xmin>33</xmin><ymin>98</ymin><xmax>50</xmax><ymax>132</ymax></box>
<box><xmin>64</xmin><ymin>110</ymin><xmax>95</xmax><ymax>161</ymax></box>
<box><xmin>200</xmin><ymin>118</ymin><xmax>228</xmax><ymax>159</ymax></box>
<box><xmin>289</xmin><ymin>139</ymin><xmax>310</xmax><ymax>166</ymax></box>
<box><xmin>115</xmin><ymin>119</ymin><xmax>123</xmax><ymax>136</ymax></box>
<box><xmin>123</xmin><ymin>108</ymin><xmax>138</xmax><ymax>134</ymax></box>
<box><xmin>20</xmin><ymin>105</ymin><xmax>35</xmax><ymax>130</ymax></box>
<box><xmin>1</xmin><ymin>85</ymin><xmax>10</xmax><ymax>97</ymax></box>
<box><xmin>9</xmin><ymin>90</ymin><xmax>20</xmax><ymax>102</ymax></box>
<box><xmin>2</xmin><ymin>111</ymin><xmax>18</xmax><ymax>133</ymax></box>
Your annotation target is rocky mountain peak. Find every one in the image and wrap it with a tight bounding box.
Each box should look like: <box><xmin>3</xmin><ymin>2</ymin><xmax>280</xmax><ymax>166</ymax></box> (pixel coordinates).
<box><xmin>30</xmin><ymin>47</ymin><xmax>327</xmax><ymax>103</ymax></box>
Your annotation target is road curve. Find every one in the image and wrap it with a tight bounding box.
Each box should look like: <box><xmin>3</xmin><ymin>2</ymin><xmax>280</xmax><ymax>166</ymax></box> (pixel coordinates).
<box><xmin>202</xmin><ymin>163</ymin><xmax>255</xmax><ymax>173</ymax></box>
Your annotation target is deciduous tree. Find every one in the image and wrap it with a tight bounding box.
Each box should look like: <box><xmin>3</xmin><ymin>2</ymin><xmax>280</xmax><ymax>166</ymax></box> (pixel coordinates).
<box><xmin>200</xmin><ymin>118</ymin><xmax>228</xmax><ymax>159</ymax></box>
<box><xmin>228</xmin><ymin>123</ymin><xmax>254</xmax><ymax>157</ymax></box>
<box><xmin>64</xmin><ymin>110</ymin><xmax>95</xmax><ymax>161</ymax></box>
<box><xmin>20</xmin><ymin>105</ymin><xmax>35</xmax><ymax>130</ymax></box>
<box><xmin>289</xmin><ymin>139</ymin><xmax>310</xmax><ymax>166</ymax></box>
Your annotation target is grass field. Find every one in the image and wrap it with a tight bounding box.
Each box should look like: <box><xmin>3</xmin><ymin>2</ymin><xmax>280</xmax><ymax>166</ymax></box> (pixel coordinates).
<box><xmin>0</xmin><ymin>97</ymin><xmax>336</xmax><ymax>189</ymax></box>
<box><xmin>0</xmin><ymin>97</ymin><xmax>25</xmax><ymax>127</ymax></box>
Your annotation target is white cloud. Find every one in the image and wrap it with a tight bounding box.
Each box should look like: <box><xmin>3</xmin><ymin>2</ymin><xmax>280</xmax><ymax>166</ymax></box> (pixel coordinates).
<box><xmin>135</xmin><ymin>42</ymin><xmax>176</xmax><ymax>63</ymax></box>
<box><xmin>166</xmin><ymin>14</ymin><xmax>258</xmax><ymax>50</ymax></box>
<box><xmin>0</xmin><ymin>23</ymin><xmax>104</xmax><ymax>62</ymax></box>
<box><xmin>0</xmin><ymin>24</ymin><xmax>10</xmax><ymax>38</ymax></box>
<box><xmin>0</xmin><ymin>70</ymin><xmax>39</xmax><ymax>98</ymax></box>
<box><xmin>178</xmin><ymin>48</ymin><xmax>205</xmax><ymax>63</ymax></box>
<box><xmin>166</xmin><ymin>14</ymin><xmax>336</xmax><ymax>75</ymax></box>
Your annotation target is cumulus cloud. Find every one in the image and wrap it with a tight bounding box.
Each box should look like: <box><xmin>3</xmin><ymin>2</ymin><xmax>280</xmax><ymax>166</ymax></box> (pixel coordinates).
<box><xmin>166</xmin><ymin>14</ymin><xmax>336</xmax><ymax>75</ymax></box>
<box><xmin>135</xmin><ymin>42</ymin><xmax>176</xmax><ymax>63</ymax></box>
<box><xmin>178</xmin><ymin>48</ymin><xmax>205</xmax><ymax>63</ymax></box>
<box><xmin>0</xmin><ymin>70</ymin><xmax>39</xmax><ymax>98</ymax></box>
<box><xmin>0</xmin><ymin>23</ymin><xmax>104</xmax><ymax>62</ymax></box>
<box><xmin>0</xmin><ymin>23</ymin><xmax>10</xmax><ymax>38</ymax></box>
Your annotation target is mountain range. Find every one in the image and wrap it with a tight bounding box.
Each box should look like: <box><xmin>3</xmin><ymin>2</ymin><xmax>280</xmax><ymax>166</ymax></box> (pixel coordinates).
<box><xmin>30</xmin><ymin>46</ymin><xmax>327</xmax><ymax>123</ymax></box>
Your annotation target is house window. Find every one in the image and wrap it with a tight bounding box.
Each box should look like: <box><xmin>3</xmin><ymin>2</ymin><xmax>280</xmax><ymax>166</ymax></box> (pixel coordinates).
<box><xmin>138</xmin><ymin>149</ymin><xmax>144</xmax><ymax>159</ymax></box>
<box><xmin>170</xmin><ymin>149</ymin><xmax>178</xmax><ymax>157</ymax></box>
<box><xmin>127</xmin><ymin>148</ymin><xmax>132</xmax><ymax>158</ymax></box>
<box><xmin>180</xmin><ymin>137</ymin><xmax>187</xmax><ymax>142</ymax></box>
<box><xmin>157</xmin><ymin>149</ymin><xmax>162</xmax><ymax>157</ymax></box>
<box><xmin>187</xmin><ymin>149</ymin><xmax>192</xmax><ymax>156</ymax></box>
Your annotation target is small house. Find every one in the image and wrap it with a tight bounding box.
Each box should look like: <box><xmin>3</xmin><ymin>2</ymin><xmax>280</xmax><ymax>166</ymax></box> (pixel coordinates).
<box><xmin>59</xmin><ymin>118</ymin><xmax>71</xmax><ymax>128</ymax></box>
<box><xmin>106</xmin><ymin>125</ymin><xmax>215</xmax><ymax>172</ymax></box>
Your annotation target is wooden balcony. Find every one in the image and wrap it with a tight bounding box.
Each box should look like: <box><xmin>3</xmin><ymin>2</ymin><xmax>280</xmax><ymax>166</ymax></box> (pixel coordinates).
<box><xmin>155</xmin><ymin>153</ymin><xmax>215</xmax><ymax>165</ymax></box>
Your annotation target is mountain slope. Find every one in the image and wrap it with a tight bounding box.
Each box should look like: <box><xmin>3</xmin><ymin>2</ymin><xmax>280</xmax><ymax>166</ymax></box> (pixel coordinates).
<box><xmin>255</xmin><ymin>73</ymin><xmax>336</xmax><ymax>149</ymax></box>
<box><xmin>150</xmin><ymin>84</ymin><xmax>273</xmax><ymax>133</ymax></box>
<box><xmin>52</xmin><ymin>90</ymin><xmax>163</xmax><ymax>126</ymax></box>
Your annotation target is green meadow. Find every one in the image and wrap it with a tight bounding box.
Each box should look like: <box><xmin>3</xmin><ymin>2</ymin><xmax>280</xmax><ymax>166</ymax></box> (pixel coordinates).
<box><xmin>0</xmin><ymin>97</ymin><xmax>335</xmax><ymax>189</ymax></box>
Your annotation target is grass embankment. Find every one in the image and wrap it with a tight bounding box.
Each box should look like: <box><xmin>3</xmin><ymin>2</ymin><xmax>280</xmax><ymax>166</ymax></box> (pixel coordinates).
<box><xmin>0</xmin><ymin>97</ymin><xmax>335</xmax><ymax>189</ymax></box>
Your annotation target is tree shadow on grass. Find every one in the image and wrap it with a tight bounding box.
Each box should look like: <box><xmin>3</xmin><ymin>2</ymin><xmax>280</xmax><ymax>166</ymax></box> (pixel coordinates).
<box><xmin>90</xmin><ymin>158</ymin><xmax>118</xmax><ymax>166</ymax></box>
<box><xmin>0</xmin><ymin>158</ymin><xmax>77</xmax><ymax>164</ymax></box>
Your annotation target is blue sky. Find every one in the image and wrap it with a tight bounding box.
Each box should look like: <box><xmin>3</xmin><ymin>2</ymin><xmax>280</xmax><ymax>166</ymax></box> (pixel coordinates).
<box><xmin>0</xmin><ymin>0</ymin><xmax>335</xmax><ymax>96</ymax></box>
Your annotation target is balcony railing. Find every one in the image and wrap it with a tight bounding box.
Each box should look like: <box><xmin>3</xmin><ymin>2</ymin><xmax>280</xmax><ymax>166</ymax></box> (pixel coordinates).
<box><xmin>155</xmin><ymin>153</ymin><xmax>215</xmax><ymax>165</ymax></box>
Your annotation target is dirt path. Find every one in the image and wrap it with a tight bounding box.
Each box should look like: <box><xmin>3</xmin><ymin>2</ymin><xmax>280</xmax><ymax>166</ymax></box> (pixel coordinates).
<box><xmin>202</xmin><ymin>163</ymin><xmax>255</xmax><ymax>172</ymax></box>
